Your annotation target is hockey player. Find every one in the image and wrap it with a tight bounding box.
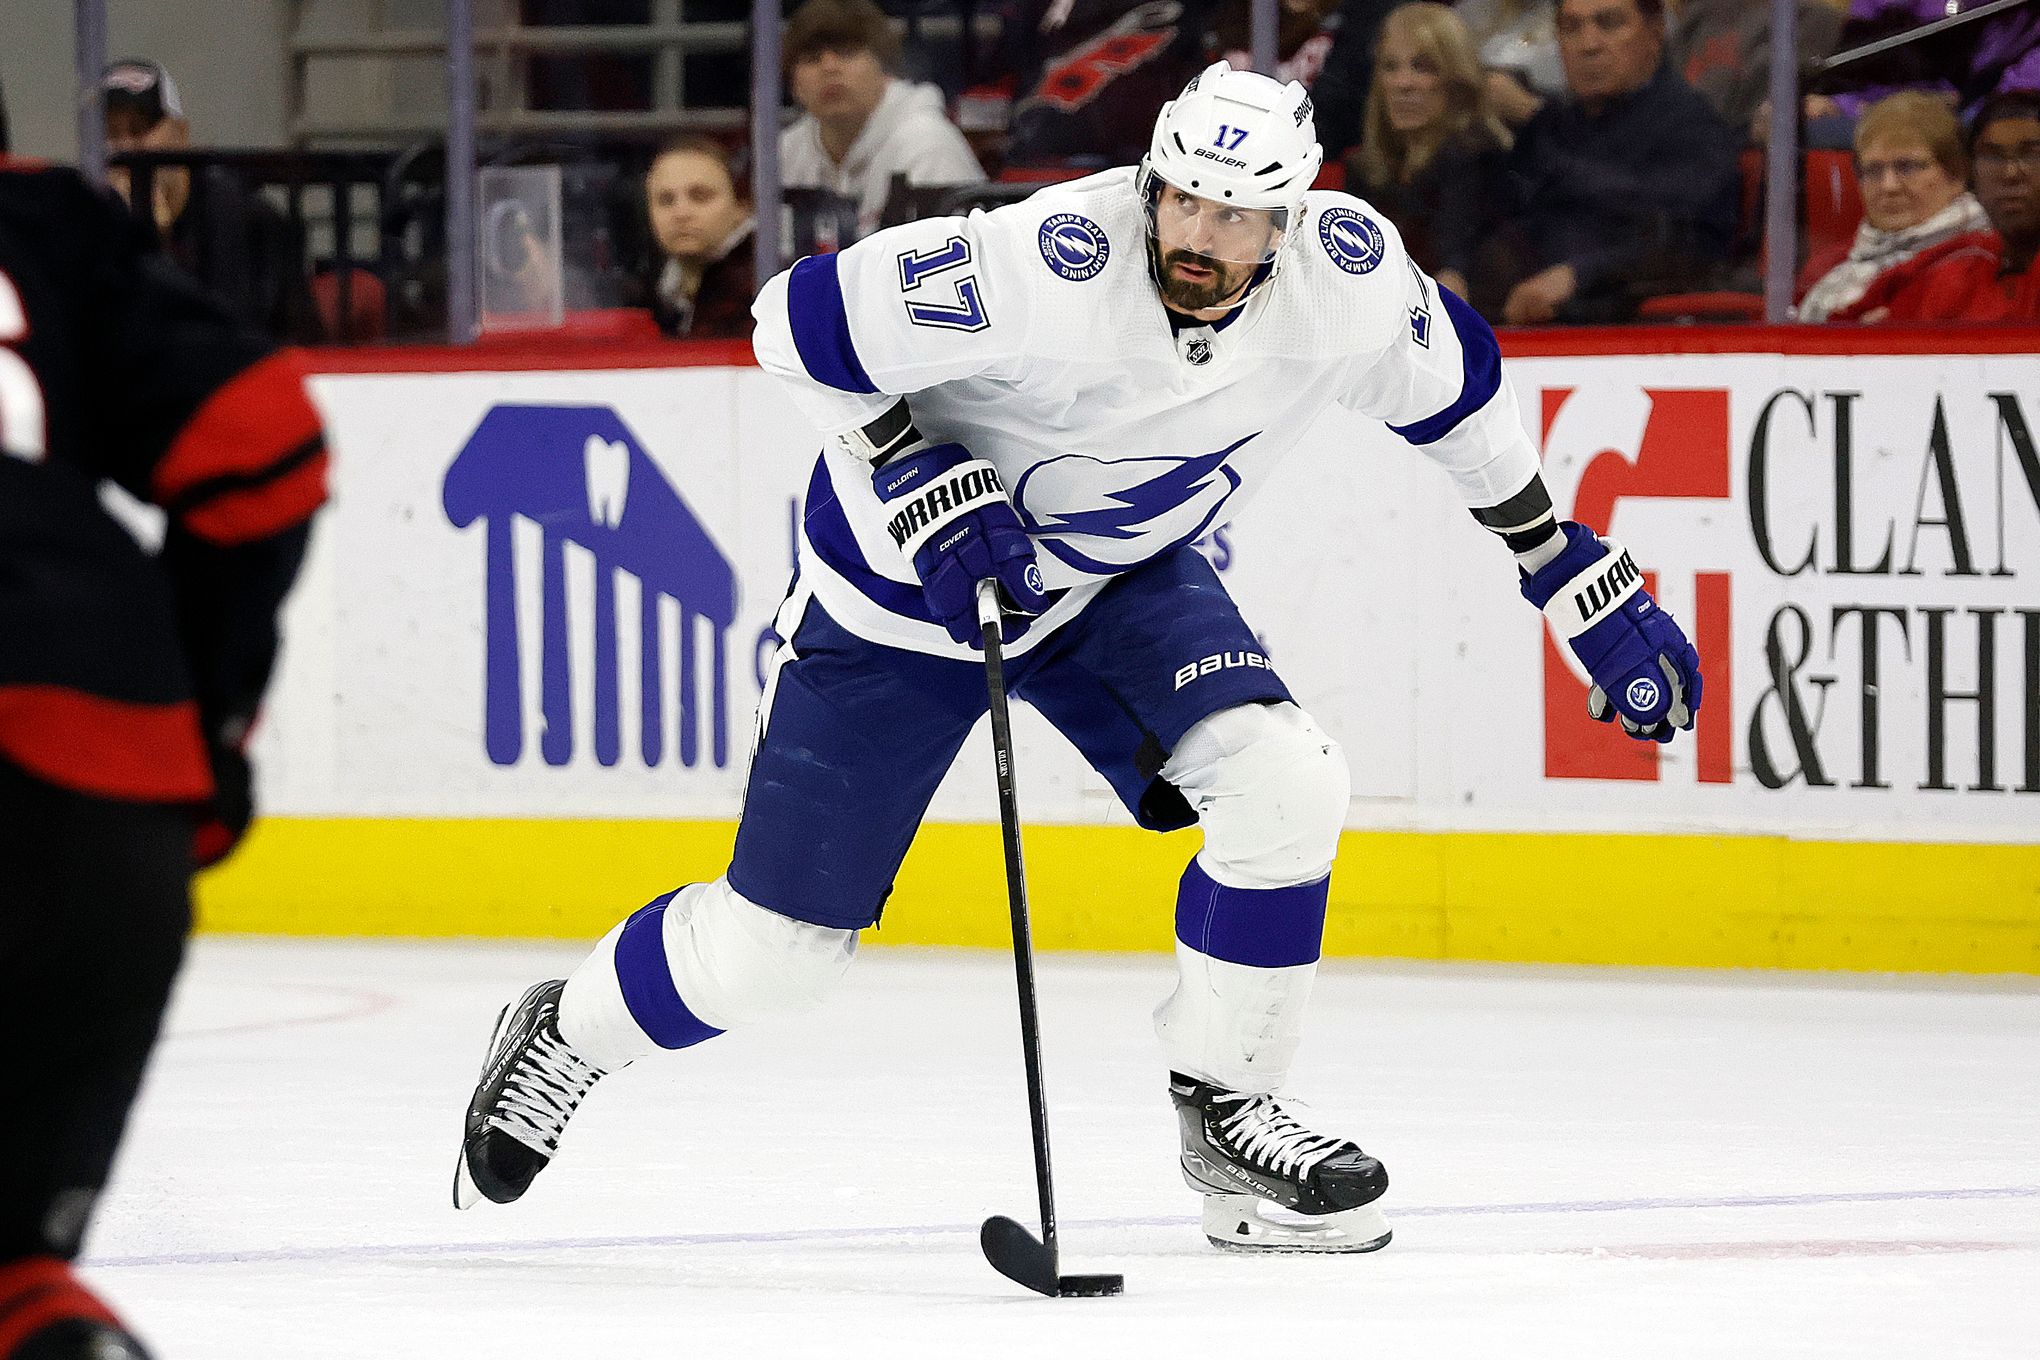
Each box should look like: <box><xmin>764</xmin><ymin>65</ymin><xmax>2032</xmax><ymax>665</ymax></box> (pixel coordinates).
<box><xmin>0</xmin><ymin>124</ymin><xmax>327</xmax><ymax>1355</ymax></box>
<box><xmin>455</xmin><ymin>63</ymin><xmax>1700</xmax><ymax>1254</ymax></box>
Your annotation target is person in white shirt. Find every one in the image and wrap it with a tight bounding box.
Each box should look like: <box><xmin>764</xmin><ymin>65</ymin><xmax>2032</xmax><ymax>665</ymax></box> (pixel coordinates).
<box><xmin>778</xmin><ymin>0</ymin><xmax>986</xmax><ymax>240</ymax></box>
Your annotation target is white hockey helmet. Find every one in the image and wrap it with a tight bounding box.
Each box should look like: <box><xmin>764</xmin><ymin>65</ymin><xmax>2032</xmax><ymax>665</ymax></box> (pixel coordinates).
<box><xmin>1138</xmin><ymin>61</ymin><xmax>1323</xmax><ymax>229</ymax></box>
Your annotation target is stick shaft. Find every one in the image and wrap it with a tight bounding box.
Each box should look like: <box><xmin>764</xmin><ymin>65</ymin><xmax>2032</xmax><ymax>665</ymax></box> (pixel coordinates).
<box><xmin>977</xmin><ymin>582</ymin><xmax>1059</xmax><ymax>1254</ymax></box>
<box><xmin>1817</xmin><ymin>0</ymin><xmax>2030</xmax><ymax>74</ymax></box>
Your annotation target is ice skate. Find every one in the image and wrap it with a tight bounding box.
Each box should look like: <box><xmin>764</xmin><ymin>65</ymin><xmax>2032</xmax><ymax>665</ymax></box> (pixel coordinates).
<box><xmin>1169</xmin><ymin>1072</ymin><xmax>1392</xmax><ymax>1253</ymax></box>
<box><xmin>453</xmin><ymin>979</ymin><xmax>607</xmax><ymax>1209</ymax></box>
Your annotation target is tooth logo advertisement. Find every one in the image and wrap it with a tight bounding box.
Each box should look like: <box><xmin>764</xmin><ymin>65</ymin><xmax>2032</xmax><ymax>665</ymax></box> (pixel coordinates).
<box><xmin>265</xmin><ymin>368</ymin><xmax>814</xmax><ymax>820</ymax></box>
<box><xmin>442</xmin><ymin>405</ymin><xmax>737</xmax><ymax>770</ymax></box>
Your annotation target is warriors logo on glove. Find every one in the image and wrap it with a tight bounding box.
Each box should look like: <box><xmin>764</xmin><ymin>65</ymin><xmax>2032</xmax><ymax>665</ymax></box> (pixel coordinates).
<box><xmin>873</xmin><ymin>441</ymin><xmax>1051</xmax><ymax>646</ymax></box>
<box><xmin>1520</xmin><ymin>521</ymin><xmax>1702</xmax><ymax>744</ymax></box>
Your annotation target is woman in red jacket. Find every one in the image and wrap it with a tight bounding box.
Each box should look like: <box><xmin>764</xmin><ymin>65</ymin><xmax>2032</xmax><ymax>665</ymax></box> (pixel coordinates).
<box><xmin>1863</xmin><ymin>93</ymin><xmax>2040</xmax><ymax>322</ymax></box>
<box><xmin>1796</xmin><ymin>92</ymin><xmax>1992</xmax><ymax>322</ymax></box>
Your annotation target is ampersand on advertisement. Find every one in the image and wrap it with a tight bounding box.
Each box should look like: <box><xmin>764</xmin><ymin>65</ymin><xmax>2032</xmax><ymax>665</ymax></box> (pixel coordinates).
<box><xmin>1747</xmin><ymin>605</ymin><xmax>1836</xmax><ymax>788</ymax></box>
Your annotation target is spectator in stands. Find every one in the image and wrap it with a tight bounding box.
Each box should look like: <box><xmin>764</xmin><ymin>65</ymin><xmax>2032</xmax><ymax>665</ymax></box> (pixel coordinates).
<box><xmin>1457</xmin><ymin>0</ymin><xmax>1567</xmax><ymax>127</ymax></box>
<box><xmin>1470</xmin><ymin>0</ymin><xmax>1742</xmax><ymax>324</ymax></box>
<box><xmin>102</xmin><ymin>59</ymin><xmax>320</xmax><ymax>342</ymax></box>
<box><xmin>1957</xmin><ymin>91</ymin><xmax>2040</xmax><ymax>318</ymax></box>
<box><xmin>642</xmin><ymin>136</ymin><xmax>756</xmax><ymax>340</ymax></box>
<box><xmin>1843</xmin><ymin>92</ymin><xmax>2040</xmax><ymax>321</ymax></box>
<box><xmin>103</xmin><ymin>61</ymin><xmax>196</xmax><ymax>248</ymax></box>
<box><xmin>780</xmin><ymin>0</ymin><xmax>984</xmax><ymax>239</ymax></box>
<box><xmin>1671</xmin><ymin>0</ymin><xmax>1847</xmax><ymax>135</ymax></box>
<box><xmin>1351</xmin><ymin>3</ymin><xmax>1512</xmax><ymax>298</ymax></box>
<box><xmin>1797</xmin><ymin>92</ymin><xmax>1991</xmax><ymax>321</ymax></box>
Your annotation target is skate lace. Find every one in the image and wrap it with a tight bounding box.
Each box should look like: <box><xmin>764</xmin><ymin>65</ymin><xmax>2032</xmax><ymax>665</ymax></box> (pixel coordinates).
<box><xmin>489</xmin><ymin>1025</ymin><xmax>602</xmax><ymax>1153</ymax></box>
<box><xmin>1212</xmin><ymin>1092</ymin><xmax>1349</xmax><ymax>1181</ymax></box>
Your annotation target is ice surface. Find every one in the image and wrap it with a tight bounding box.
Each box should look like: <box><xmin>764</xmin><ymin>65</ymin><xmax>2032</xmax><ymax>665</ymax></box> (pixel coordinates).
<box><xmin>82</xmin><ymin>939</ymin><xmax>2040</xmax><ymax>1358</ymax></box>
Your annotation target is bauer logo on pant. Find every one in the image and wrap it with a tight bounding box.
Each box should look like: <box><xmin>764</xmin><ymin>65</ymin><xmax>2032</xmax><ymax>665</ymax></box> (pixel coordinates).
<box><xmin>443</xmin><ymin>404</ymin><xmax>738</xmax><ymax>770</ymax></box>
<box><xmin>1174</xmin><ymin>650</ymin><xmax>1272</xmax><ymax>690</ymax></box>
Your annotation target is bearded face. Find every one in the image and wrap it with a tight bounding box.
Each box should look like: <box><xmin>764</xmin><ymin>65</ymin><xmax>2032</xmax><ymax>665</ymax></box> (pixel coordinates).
<box><xmin>1154</xmin><ymin>245</ymin><xmax>1264</xmax><ymax>312</ymax></box>
<box><xmin>1147</xmin><ymin>182</ymin><xmax>1283</xmax><ymax>315</ymax></box>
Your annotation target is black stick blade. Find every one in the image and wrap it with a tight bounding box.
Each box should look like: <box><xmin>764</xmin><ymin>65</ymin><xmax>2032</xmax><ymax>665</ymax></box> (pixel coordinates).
<box><xmin>981</xmin><ymin>1216</ymin><xmax>1126</xmax><ymax>1298</ymax></box>
<box><xmin>981</xmin><ymin>1215</ymin><xmax>1059</xmax><ymax>1297</ymax></box>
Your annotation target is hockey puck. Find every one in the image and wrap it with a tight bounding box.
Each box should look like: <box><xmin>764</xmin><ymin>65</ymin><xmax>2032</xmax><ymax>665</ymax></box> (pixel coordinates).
<box><xmin>1056</xmin><ymin>1273</ymin><xmax>1125</xmax><ymax>1297</ymax></box>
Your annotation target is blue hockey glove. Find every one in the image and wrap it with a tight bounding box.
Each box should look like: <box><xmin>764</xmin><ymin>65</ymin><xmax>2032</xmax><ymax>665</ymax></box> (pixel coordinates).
<box><xmin>1520</xmin><ymin>521</ymin><xmax>1702</xmax><ymax>744</ymax></box>
<box><xmin>872</xmin><ymin>442</ymin><xmax>1050</xmax><ymax>646</ymax></box>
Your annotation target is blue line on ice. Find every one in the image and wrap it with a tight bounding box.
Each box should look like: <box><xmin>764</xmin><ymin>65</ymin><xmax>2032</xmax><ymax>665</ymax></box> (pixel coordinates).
<box><xmin>84</xmin><ymin>1185</ymin><xmax>2040</xmax><ymax>1270</ymax></box>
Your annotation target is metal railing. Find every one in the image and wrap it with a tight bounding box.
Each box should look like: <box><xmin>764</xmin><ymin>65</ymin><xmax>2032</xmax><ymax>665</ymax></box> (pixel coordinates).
<box><xmin>63</xmin><ymin>0</ymin><xmax>2024</xmax><ymax>342</ymax></box>
<box><xmin>110</xmin><ymin>146</ymin><xmax>442</xmax><ymax>343</ymax></box>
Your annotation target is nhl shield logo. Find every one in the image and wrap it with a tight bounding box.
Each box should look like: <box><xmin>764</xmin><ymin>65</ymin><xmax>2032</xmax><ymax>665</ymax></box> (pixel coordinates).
<box><xmin>1317</xmin><ymin>207</ymin><xmax>1385</xmax><ymax>276</ymax></box>
<box><xmin>1184</xmin><ymin>334</ymin><xmax>1212</xmax><ymax>366</ymax></box>
<box><xmin>1038</xmin><ymin>213</ymin><xmax>1110</xmax><ymax>281</ymax></box>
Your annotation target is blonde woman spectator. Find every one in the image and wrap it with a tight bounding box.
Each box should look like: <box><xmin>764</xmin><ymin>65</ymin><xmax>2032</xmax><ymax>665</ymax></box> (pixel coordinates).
<box><xmin>1352</xmin><ymin>3</ymin><xmax>1513</xmax><ymax>298</ymax></box>
<box><xmin>1798</xmin><ymin>92</ymin><xmax>1992</xmax><ymax>321</ymax></box>
<box><xmin>1455</xmin><ymin>0</ymin><xmax>1566</xmax><ymax>125</ymax></box>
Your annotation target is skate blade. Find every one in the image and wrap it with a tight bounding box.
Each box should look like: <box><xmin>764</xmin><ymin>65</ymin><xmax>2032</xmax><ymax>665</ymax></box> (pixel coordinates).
<box><xmin>453</xmin><ymin>1152</ymin><xmax>483</xmax><ymax>1210</ymax></box>
<box><xmin>1201</xmin><ymin>1195</ymin><xmax>1392</xmax><ymax>1254</ymax></box>
<box><xmin>452</xmin><ymin>999</ymin><xmax>517</xmax><ymax>1210</ymax></box>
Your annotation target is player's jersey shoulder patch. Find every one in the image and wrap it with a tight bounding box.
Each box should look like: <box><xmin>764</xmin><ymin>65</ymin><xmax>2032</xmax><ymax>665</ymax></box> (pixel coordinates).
<box><xmin>1038</xmin><ymin>212</ymin><xmax>1111</xmax><ymax>282</ymax></box>
<box><xmin>1317</xmin><ymin>206</ymin><xmax>1386</xmax><ymax>276</ymax></box>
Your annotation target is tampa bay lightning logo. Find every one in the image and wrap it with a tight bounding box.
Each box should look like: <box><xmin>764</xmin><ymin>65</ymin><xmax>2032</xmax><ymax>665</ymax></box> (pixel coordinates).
<box><xmin>1014</xmin><ymin>433</ymin><xmax>1254</xmax><ymax>573</ymax></box>
<box><xmin>1626</xmin><ymin>676</ymin><xmax>1662</xmax><ymax>711</ymax></box>
<box><xmin>1038</xmin><ymin>212</ymin><xmax>1110</xmax><ymax>282</ymax></box>
<box><xmin>1318</xmin><ymin>207</ymin><xmax>1385</xmax><ymax>276</ymax></box>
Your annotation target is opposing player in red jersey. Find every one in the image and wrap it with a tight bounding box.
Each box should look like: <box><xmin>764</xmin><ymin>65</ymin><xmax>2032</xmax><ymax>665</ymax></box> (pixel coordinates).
<box><xmin>0</xmin><ymin>94</ymin><xmax>327</xmax><ymax>1360</ymax></box>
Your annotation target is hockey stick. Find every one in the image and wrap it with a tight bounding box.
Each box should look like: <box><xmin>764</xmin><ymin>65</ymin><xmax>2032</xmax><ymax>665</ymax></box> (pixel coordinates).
<box><xmin>974</xmin><ymin>579</ymin><xmax>1124</xmax><ymax>1300</ymax></box>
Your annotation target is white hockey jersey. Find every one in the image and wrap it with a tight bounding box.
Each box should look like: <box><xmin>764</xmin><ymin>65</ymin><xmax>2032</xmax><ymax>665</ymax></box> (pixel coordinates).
<box><xmin>751</xmin><ymin>166</ymin><xmax>1541</xmax><ymax>659</ymax></box>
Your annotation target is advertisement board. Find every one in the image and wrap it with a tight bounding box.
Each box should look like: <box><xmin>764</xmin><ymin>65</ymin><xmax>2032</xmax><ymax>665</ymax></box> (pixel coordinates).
<box><xmin>200</xmin><ymin>333</ymin><xmax>2039</xmax><ymax>970</ymax></box>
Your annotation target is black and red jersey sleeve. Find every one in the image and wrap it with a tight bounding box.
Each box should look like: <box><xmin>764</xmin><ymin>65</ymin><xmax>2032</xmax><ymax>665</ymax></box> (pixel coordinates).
<box><xmin>0</xmin><ymin>161</ymin><xmax>328</xmax><ymax>806</ymax></box>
